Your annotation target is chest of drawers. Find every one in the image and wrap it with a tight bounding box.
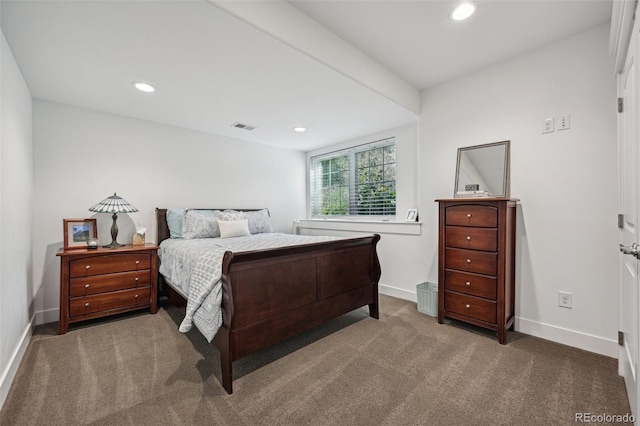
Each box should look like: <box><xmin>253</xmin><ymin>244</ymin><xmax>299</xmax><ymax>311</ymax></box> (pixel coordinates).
<box><xmin>57</xmin><ymin>244</ymin><xmax>159</xmax><ymax>334</ymax></box>
<box><xmin>437</xmin><ymin>198</ymin><xmax>518</xmax><ymax>344</ymax></box>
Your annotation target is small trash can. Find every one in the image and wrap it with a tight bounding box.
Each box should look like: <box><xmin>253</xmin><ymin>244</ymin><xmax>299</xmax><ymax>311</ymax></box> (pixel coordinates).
<box><xmin>417</xmin><ymin>282</ymin><xmax>438</xmax><ymax>317</ymax></box>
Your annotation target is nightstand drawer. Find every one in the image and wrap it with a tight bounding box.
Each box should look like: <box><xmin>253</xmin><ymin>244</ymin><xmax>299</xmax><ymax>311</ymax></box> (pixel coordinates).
<box><xmin>445</xmin><ymin>226</ymin><xmax>497</xmax><ymax>251</ymax></box>
<box><xmin>445</xmin><ymin>205</ymin><xmax>497</xmax><ymax>227</ymax></box>
<box><xmin>445</xmin><ymin>270</ymin><xmax>496</xmax><ymax>299</ymax></box>
<box><xmin>70</xmin><ymin>287</ymin><xmax>151</xmax><ymax>317</ymax></box>
<box><xmin>70</xmin><ymin>253</ymin><xmax>151</xmax><ymax>278</ymax></box>
<box><xmin>444</xmin><ymin>248</ymin><xmax>497</xmax><ymax>276</ymax></box>
<box><xmin>445</xmin><ymin>291</ymin><xmax>496</xmax><ymax>324</ymax></box>
<box><xmin>70</xmin><ymin>270</ymin><xmax>150</xmax><ymax>297</ymax></box>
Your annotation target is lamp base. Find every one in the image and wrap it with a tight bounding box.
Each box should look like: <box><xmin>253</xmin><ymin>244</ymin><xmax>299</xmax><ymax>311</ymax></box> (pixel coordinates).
<box><xmin>103</xmin><ymin>212</ymin><xmax>124</xmax><ymax>249</ymax></box>
<box><xmin>103</xmin><ymin>242</ymin><xmax>125</xmax><ymax>249</ymax></box>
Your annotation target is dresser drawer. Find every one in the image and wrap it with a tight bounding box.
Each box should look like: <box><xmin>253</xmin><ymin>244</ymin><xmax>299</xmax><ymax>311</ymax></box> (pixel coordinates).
<box><xmin>445</xmin><ymin>270</ymin><xmax>497</xmax><ymax>299</ymax></box>
<box><xmin>444</xmin><ymin>248</ymin><xmax>497</xmax><ymax>276</ymax></box>
<box><xmin>70</xmin><ymin>287</ymin><xmax>151</xmax><ymax>317</ymax></box>
<box><xmin>445</xmin><ymin>226</ymin><xmax>497</xmax><ymax>251</ymax></box>
<box><xmin>445</xmin><ymin>205</ymin><xmax>497</xmax><ymax>228</ymax></box>
<box><xmin>70</xmin><ymin>253</ymin><xmax>151</xmax><ymax>278</ymax></box>
<box><xmin>445</xmin><ymin>291</ymin><xmax>496</xmax><ymax>324</ymax></box>
<box><xmin>70</xmin><ymin>270</ymin><xmax>150</xmax><ymax>297</ymax></box>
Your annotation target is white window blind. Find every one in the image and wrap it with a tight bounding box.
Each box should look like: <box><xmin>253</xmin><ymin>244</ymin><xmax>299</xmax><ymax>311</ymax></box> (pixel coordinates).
<box><xmin>309</xmin><ymin>138</ymin><xmax>396</xmax><ymax>217</ymax></box>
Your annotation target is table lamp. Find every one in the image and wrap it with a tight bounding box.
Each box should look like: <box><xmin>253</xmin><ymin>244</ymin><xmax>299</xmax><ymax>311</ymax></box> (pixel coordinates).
<box><xmin>89</xmin><ymin>193</ymin><xmax>138</xmax><ymax>248</ymax></box>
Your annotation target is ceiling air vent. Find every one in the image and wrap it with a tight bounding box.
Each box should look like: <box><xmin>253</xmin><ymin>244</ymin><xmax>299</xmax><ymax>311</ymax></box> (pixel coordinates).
<box><xmin>231</xmin><ymin>122</ymin><xmax>257</xmax><ymax>131</ymax></box>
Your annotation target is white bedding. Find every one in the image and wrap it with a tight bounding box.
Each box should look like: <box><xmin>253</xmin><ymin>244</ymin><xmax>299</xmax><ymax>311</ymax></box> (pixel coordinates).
<box><xmin>158</xmin><ymin>233</ymin><xmax>341</xmax><ymax>342</ymax></box>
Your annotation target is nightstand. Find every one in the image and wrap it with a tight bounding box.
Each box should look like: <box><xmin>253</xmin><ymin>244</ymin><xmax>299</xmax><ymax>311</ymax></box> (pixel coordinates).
<box><xmin>57</xmin><ymin>244</ymin><xmax>159</xmax><ymax>334</ymax></box>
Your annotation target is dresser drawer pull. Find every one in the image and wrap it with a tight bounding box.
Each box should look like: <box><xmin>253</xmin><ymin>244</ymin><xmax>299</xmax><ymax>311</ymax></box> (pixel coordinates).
<box><xmin>465</xmin><ymin>304</ymin><xmax>470</xmax><ymax>309</ymax></box>
<box><xmin>84</xmin><ymin>302</ymin><xmax>90</xmax><ymax>307</ymax></box>
<box><xmin>466</xmin><ymin>236</ymin><xmax>471</xmax><ymax>240</ymax></box>
<box><xmin>467</xmin><ymin>213</ymin><xmax>472</xmax><ymax>218</ymax></box>
<box><xmin>135</xmin><ymin>277</ymin><xmax>139</xmax><ymax>282</ymax></box>
<box><xmin>466</xmin><ymin>259</ymin><xmax>471</xmax><ymax>263</ymax></box>
<box><xmin>86</xmin><ymin>265</ymin><xmax>91</xmax><ymax>270</ymax></box>
<box><xmin>135</xmin><ymin>260</ymin><xmax>140</xmax><ymax>265</ymax></box>
<box><xmin>84</xmin><ymin>284</ymin><xmax>90</xmax><ymax>288</ymax></box>
<box><xmin>134</xmin><ymin>294</ymin><xmax>139</xmax><ymax>299</ymax></box>
<box><xmin>466</xmin><ymin>281</ymin><xmax>471</xmax><ymax>286</ymax></box>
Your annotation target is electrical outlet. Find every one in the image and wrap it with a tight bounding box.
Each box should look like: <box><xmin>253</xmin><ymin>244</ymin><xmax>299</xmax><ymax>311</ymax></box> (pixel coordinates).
<box><xmin>542</xmin><ymin>118</ymin><xmax>554</xmax><ymax>134</ymax></box>
<box><xmin>559</xmin><ymin>291</ymin><xmax>572</xmax><ymax>309</ymax></box>
<box><xmin>558</xmin><ymin>114</ymin><xmax>571</xmax><ymax>131</ymax></box>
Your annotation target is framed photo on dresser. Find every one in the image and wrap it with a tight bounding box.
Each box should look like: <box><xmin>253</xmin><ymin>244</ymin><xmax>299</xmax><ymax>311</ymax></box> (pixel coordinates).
<box><xmin>63</xmin><ymin>218</ymin><xmax>97</xmax><ymax>250</ymax></box>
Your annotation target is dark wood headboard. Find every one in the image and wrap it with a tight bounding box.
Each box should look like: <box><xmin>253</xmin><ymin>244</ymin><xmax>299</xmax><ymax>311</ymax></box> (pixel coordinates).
<box><xmin>155</xmin><ymin>208</ymin><xmax>268</xmax><ymax>244</ymax></box>
<box><xmin>156</xmin><ymin>208</ymin><xmax>170</xmax><ymax>244</ymax></box>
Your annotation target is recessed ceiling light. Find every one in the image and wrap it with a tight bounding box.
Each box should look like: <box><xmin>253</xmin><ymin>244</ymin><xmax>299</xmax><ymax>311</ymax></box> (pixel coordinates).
<box><xmin>451</xmin><ymin>2</ymin><xmax>476</xmax><ymax>21</ymax></box>
<box><xmin>132</xmin><ymin>81</ymin><xmax>156</xmax><ymax>93</ymax></box>
<box><xmin>293</xmin><ymin>126</ymin><xmax>307</xmax><ymax>132</ymax></box>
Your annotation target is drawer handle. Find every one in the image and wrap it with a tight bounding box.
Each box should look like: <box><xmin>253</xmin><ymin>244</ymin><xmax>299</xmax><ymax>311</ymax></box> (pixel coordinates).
<box><xmin>466</xmin><ymin>281</ymin><xmax>471</xmax><ymax>286</ymax></box>
<box><xmin>84</xmin><ymin>284</ymin><xmax>90</xmax><ymax>288</ymax></box>
<box><xmin>85</xmin><ymin>265</ymin><xmax>91</xmax><ymax>270</ymax></box>
<box><xmin>466</xmin><ymin>236</ymin><xmax>471</xmax><ymax>241</ymax></box>
<box><xmin>465</xmin><ymin>304</ymin><xmax>470</xmax><ymax>309</ymax></box>
<box><xmin>135</xmin><ymin>277</ymin><xmax>139</xmax><ymax>282</ymax></box>
<box><xmin>466</xmin><ymin>259</ymin><xmax>471</xmax><ymax>263</ymax></box>
<box><xmin>134</xmin><ymin>294</ymin><xmax>139</xmax><ymax>298</ymax></box>
<box><xmin>467</xmin><ymin>213</ymin><xmax>472</xmax><ymax>218</ymax></box>
<box><xmin>135</xmin><ymin>260</ymin><xmax>140</xmax><ymax>265</ymax></box>
<box><xmin>84</xmin><ymin>302</ymin><xmax>90</xmax><ymax>307</ymax></box>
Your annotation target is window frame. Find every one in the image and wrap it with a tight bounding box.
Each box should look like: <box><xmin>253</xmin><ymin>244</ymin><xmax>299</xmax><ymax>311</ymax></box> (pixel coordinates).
<box><xmin>309</xmin><ymin>137</ymin><xmax>396</xmax><ymax>220</ymax></box>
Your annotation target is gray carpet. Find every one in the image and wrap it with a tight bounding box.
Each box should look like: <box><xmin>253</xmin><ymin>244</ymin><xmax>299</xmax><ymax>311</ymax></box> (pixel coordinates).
<box><xmin>0</xmin><ymin>295</ymin><xmax>630</xmax><ymax>425</ymax></box>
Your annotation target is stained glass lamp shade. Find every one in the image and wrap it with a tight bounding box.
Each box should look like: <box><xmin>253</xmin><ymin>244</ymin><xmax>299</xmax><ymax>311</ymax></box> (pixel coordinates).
<box><xmin>88</xmin><ymin>193</ymin><xmax>138</xmax><ymax>248</ymax></box>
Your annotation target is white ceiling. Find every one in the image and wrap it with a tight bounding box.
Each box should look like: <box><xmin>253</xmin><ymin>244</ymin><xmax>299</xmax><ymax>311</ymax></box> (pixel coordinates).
<box><xmin>290</xmin><ymin>0</ymin><xmax>613</xmax><ymax>90</ymax></box>
<box><xmin>1</xmin><ymin>1</ymin><xmax>613</xmax><ymax>152</ymax></box>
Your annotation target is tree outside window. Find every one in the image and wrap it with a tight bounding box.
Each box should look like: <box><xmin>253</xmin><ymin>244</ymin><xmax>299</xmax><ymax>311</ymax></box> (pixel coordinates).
<box><xmin>310</xmin><ymin>138</ymin><xmax>396</xmax><ymax>217</ymax></box>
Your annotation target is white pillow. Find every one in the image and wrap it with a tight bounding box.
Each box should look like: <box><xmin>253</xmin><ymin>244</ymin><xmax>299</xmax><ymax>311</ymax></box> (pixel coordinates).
<box><xmin>218</xmin><ymin>219</ymin><xmax>250</xmax><ymax>238</ymax></box>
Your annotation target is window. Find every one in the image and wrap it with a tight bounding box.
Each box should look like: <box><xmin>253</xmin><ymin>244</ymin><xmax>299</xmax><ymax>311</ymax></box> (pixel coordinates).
<box><xmin>310</xmin><ymin>138</ymin><xmax>396</xmax><ymax>218</ymax></box>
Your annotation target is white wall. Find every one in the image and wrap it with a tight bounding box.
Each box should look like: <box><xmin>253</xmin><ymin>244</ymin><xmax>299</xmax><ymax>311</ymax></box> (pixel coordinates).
<box><xmin>420</xmin><ymin>24</ymin><xmax>618</xmax><ymax>356</ymax></box>
<box><xmin>32</xmin><ymin>101</ymin><xmax>307</xmax><ymax>323</ymax></box>
<box><xmin>0</xmin><ymin>30</ymin><xmax>33</xmax><ymax>409</ymax></box>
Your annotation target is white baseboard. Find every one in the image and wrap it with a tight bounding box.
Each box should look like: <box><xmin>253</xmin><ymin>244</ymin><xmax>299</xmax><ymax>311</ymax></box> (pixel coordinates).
<box><xmin>514</xmin><ymin>317</ymin><xmax>618</xmax><ymax>358</ymax></box>
<box><xmin>36</xmin><ymin>307</ymin><xmax>59</xmax><ymax>326</ymax></box>
<box><xmin>0</xmin><ymin>317</ymin><xmax>33</xmax><ymax>411</ymax></box>
<box><xmin>378</xmin><ymin>284</ymin><xmax>618</xmax><ymax>358</ymax></box>
<box><xmin>379</xmin><ymin>283</ymin><xmax>417</xmax><ymax>303</ymax></box>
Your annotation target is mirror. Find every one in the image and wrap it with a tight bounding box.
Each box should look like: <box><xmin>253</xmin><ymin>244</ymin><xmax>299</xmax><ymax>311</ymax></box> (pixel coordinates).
<box><xmin>454</xmin><ymin>140</ymin><xmax>510</xmax><ymax>198</ymax></box>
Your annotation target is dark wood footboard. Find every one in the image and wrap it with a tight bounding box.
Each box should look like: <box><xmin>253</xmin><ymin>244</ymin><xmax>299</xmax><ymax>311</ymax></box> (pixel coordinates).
<box><xmin>156</xmin><ymin>208</ymin><xmax>381</xmax><ymax>394</ymax></box>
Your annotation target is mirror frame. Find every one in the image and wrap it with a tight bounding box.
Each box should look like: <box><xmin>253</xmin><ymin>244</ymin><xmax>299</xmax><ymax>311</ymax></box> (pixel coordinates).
<box><xmin>454</xmin><ymin>140</ymin><xmax>510</xmax><ymax>198</ymax></box>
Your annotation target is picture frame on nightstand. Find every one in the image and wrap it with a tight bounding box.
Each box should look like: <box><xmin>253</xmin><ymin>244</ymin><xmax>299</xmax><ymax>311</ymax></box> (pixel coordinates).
<box><xmin>63</xmin><ymin>218</ymin><xmax>97</xmax><ymax>250</ymax></box>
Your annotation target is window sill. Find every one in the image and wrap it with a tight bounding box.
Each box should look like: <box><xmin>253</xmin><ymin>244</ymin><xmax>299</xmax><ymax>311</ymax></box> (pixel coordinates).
<box><xmin>298</xmin><ymin>218</ymin><xmax>421</xmax><ymax>235</ymax></box>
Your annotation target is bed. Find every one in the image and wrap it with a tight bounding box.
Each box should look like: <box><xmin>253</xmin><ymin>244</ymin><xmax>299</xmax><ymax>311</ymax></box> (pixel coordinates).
<box><xmin>156</xmin><ymin>208</ymin><xmax>381</xmax><ymax>394</ymax></box>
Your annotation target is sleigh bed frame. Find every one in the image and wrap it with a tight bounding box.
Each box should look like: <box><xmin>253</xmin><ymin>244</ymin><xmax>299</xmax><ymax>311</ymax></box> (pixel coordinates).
<box><xmin>156</xmin><ymin>208</ymin><xmax>381</xmax><ymax>394</ymax></box>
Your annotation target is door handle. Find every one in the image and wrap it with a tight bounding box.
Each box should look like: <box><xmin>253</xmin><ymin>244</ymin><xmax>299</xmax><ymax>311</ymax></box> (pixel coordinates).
<box><xmin>620</xmin><ymin>243</ymin><xmax>640</xmax><ymax>259</ymax></box>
